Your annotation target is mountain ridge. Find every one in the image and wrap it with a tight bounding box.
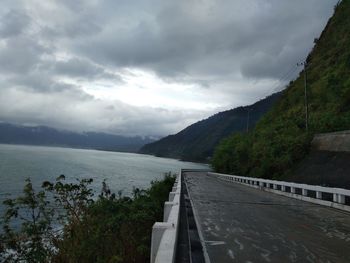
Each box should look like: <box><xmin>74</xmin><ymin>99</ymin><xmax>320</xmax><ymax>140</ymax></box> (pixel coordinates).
<box><xmin>139</xmin><ymin>91</ymin><xmax>282</xmax><ymax>162</ymax></box>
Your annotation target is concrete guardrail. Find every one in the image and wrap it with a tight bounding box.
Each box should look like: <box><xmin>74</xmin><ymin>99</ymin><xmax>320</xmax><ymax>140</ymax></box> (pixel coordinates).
<box><xmin>208</xmin><ymin>172</ymin><xmax>350</xmax><ymax>212</ymax></box>
<box><xmin>150</xmin><ymin>170</ymin><xmax>182</xmax><ymax>263</ymax></box>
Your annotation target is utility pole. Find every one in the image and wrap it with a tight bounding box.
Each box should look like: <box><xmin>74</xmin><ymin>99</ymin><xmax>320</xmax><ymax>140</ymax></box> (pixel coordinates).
<box><xmin>297</xmin><ymin>62</ymin><xmax>309</xmax><ymax>132</ymax></box>
<box><xmin>246</xmin><ymin>108</ymin><xmax>251</xmax><ymax>133</ymax></box>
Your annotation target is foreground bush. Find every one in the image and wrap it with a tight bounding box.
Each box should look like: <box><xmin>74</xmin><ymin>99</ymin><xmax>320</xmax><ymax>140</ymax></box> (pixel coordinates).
<box><xmin>0</xmin><ymin>173</ymin><xmax>175</xmax><ymax>263</ymax></box>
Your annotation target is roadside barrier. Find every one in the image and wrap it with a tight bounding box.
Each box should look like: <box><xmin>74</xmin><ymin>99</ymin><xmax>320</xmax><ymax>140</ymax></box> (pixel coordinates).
<box><xmin>150</xmin><ymin>171</ymin><xmax>182</xmax><ymax>263</ymax></box>
<box><xmin>208</xmin><ymin>172</ymin><xmax>350</xmax><ymax>212</ymax></box>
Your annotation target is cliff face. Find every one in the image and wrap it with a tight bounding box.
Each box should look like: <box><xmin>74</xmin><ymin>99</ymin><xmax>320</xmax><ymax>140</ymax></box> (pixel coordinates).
<box><xmin>284</xmin><ymin>131</ymin><xmax>350</xmax><ymax>189</ymax></box>
<box><xmin>312</xmin><ymin>131</ymin><xmax>350</xmax><ymax>152</ymax></box>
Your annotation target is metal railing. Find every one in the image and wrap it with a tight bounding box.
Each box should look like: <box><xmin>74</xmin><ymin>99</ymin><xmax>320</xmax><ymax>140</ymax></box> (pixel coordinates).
<box><xmin>208</xmin><ymin>172</ymin><xmax>350</xmax><ymax>212</ymax></box>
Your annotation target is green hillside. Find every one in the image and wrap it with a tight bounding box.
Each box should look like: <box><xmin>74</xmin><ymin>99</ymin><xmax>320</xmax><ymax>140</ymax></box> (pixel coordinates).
<box><xmin>212</xmin><ymin>1</ymin><xmax>350</xmax><ymax>179</ymax></box>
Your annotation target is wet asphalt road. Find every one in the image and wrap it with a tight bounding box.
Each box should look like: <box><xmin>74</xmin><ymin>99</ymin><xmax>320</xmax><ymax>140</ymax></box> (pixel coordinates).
<box><xmin>184</xmin><ymin>172</ymin><xmax>350</xmax><ymax>263</ymax></box>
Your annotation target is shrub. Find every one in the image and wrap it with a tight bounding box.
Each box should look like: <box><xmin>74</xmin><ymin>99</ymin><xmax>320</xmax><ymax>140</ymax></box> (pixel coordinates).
<box><xmin>1</xmin><ymin>173</ymin><xmax>175</xmax><ymax>263</ymax></box>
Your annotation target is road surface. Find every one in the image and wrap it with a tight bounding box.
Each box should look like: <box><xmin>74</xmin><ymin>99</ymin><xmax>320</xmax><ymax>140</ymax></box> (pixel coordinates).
<box><xmin>184</xmin><ymin>171</ymin><xmax>350</xmax><ymax>263</ymax></box>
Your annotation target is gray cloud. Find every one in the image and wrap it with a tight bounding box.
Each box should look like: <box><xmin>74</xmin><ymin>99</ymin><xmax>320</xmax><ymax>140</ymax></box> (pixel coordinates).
<box><xmin>52</xmin><ymin>58</ymin><xmax>121</xmax><ymax>81</ymax></box>
<box><xmin>74</xmin><ymin>0</ymin><xmax>337</xmax><ymax>81</ymax></box>
<box><xmin>0</xmin><ymin>0</ymin><xmax>339</xmax><ymax>136</ymax></box>
<box><xmin>0</xmin><ymin>36</ymin><xmax>48</xmax><ymax>74</ymax></box>
<box><xmin>0</xmin><ymin>10</ymin><xmax>31</xmax><ymax>38</ymax></box>
<box><xmin>7</xmin><ymin>73</ymin><xmax>90</xmax><ymax>96</ymax></box>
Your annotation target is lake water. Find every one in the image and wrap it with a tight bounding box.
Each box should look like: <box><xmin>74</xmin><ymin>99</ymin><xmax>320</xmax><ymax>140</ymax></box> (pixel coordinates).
<box><xmin>0</xmin><ymin>144</ymin><xmax>208</xmax><ymax>216</ymax></box>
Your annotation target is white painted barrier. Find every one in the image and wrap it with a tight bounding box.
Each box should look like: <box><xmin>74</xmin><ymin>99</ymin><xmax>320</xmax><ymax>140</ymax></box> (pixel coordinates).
<box><xmin>150</xmin><ymin>171</ymin><xmax>181</xmax><ymax>263</ymax></box>
<box><xmin>208</xmin><ymin>172</ymin><xmax>350</xmax><ymax>212</ymax></box>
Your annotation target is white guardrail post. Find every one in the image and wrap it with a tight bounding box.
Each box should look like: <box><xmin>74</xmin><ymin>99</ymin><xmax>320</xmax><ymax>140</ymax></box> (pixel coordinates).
<box><xmin>150</xmin><ymin>170</ymin><xmax>182</xmax><ymax>263</ymax></box>
<box><xmin>207</xmin><ymin>172</ymin><xmax>350</xmax><ymax>212</ymax></box>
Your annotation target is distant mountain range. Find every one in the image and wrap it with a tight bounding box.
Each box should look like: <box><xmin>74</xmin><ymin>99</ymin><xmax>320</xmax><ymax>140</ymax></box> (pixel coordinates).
<box><xmin>0</xmin><ymin>123</ymin><xmax>154</xmax><ymax>152</ymax></box>
<box><xmin>0</xmin><ymin>91</ymin><xmax>282</xmax><ymax>157</ymax></box>
<box><xmin>139</xmin><ymin>92</ymin><xmax>282</xmax><ymax>162</ymax></box>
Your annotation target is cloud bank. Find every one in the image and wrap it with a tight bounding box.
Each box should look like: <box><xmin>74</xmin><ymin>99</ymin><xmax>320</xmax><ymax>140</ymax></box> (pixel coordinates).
<box><xmin>0</xmin><ymin>0</ymin><xmax>338</xmax><ymax>136</ymax></box>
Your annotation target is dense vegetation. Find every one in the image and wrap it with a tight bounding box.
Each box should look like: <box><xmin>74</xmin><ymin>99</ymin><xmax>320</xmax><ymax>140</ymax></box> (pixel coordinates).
<box><xmin>140</xmin><ymin>92</ymin><xmax>281</xmax><ymax>162</ymax></box>
<box><xmin>0</xmin><ymin>174</ymin><xmax>175</xmax><ymax>263</ymax></box>
<box><xmin>212</xmin><ymin>1</ymin><xmax>350</xmax><ymax>180</ymax></box>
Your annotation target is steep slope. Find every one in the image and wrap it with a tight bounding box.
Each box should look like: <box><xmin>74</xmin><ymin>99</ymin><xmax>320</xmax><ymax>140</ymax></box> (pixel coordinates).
<box><xmin>0</xmin><ymin>123</ymin><xmax>154</xmax><ymax>152</ymax></box>
<box><xmin>212</xmin><ymin>1</ymin><xmax>350</xmax><ymax>180</ymax></box>
<box><xmin>140</xmin><ymin>92</ymin><xmax>281</xmax><ymax>162</ymax></box>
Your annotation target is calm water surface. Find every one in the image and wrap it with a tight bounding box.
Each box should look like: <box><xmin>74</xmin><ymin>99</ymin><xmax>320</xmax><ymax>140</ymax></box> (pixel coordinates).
<box><xmin>0</xmin><ymin>144</ymin><xmax>208</xmax><ymax>215</ymax></box>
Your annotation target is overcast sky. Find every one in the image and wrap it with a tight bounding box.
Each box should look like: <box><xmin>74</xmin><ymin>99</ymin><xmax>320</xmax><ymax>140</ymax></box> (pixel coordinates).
<box><xmin>0</xmin><ymin>0</ymin><xmax>338</xmax><ymax>137</ymax></box>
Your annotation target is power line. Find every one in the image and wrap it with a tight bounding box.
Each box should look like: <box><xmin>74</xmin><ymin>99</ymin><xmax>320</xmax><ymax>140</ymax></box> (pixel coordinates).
<box><xmin>244</xmin><ymin>64</ymin><xmax>300</xmax><ymax>132</ymax></box>
<box><xmin>268</xmin><ymin>65</ymin><xmax>299</xmax><ymax>93</ymax></box>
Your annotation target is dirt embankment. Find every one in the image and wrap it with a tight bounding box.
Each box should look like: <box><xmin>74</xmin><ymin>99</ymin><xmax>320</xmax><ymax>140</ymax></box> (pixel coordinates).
<box><xmin>284</xmin><ymin>131</ymin><xmax>350</xmax><ymax>189</ymax></box>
